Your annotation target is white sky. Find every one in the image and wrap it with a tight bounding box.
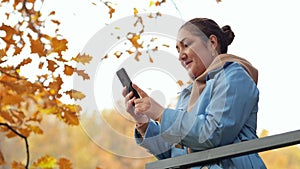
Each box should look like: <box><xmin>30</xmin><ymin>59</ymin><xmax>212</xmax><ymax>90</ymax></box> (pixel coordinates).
<box><xmin>4</xmin><ymin>0</ymin><xmax>300</xmax><ymax>136</ymax></box>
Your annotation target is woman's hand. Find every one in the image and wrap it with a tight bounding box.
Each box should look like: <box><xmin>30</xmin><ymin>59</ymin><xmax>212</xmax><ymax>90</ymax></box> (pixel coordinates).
<box><xmin>132</xmin><ymin>84</ymin><xmax>165</xmax><ymax>121</ymax></box>
<box><xmin>122</xmin><ymin>86</ymin><xmax>149</xmax><ymax>124</ymax></box>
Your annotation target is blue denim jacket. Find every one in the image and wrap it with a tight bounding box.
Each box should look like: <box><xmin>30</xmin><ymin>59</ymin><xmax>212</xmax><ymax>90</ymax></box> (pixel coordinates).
<box><xmin>135</xmin><ymin>62</ymin><xmax>267</xmax><ymax>169</ymax></box>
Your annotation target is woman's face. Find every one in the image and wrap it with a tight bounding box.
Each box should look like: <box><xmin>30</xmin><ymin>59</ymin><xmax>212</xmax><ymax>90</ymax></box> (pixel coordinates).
<box><xmin>176</xmin><ymin>27</ymin><xmax>214</xmax><ymax>79</ymax></box>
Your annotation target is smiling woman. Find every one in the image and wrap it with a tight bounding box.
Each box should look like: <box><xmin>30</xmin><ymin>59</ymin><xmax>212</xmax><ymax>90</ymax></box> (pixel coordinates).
<box><xmin>123</xmin><ymin>17</ymin><xmax>267</xmax><ymax>169</ymax></box>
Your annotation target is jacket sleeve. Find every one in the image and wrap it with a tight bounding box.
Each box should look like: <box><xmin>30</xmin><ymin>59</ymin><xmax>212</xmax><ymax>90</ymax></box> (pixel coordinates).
<box><xmin>160</xmin><ymin>63</ymin><xmax>259</xmax><ymax>150</ymax></box>
<box><xmin>134</xmin><ymin>120</ymin><xmax>172</xmax><ymax>159</ymax></box>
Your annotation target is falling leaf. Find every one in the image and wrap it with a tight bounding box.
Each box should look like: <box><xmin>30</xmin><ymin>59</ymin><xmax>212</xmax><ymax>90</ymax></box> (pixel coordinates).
<box><xmin>114</xmin><ymin>26</ymin><xmax>120</xmax><ymax>30</ymax></box>
<box><xmin>74</xmin><ymin>69</ymin><xmax>90</xmax><ymax>80</ymax></box>
<box><xmin>162</xmin><ymin>43</ymin><xmax>170</xmax><ymax>48</ymax></box>
<box><xmin>72</xmin><ymin>53</ymin><xmax>92</xmax><ymax>65</ymax></box>
<box><xmin>51</xmin><ymin>19</ymin><xmax>60</xmax><ymax>25</ymax></box>
<box><xmin>149</xmin><ymin>0</ymin><xmax>155</xmax><ymax>7</ymax></box>
<box><xmin>133</xmin><ymin>8</ymin><xmax>138</xmax><ymax>16</ymax></box>
<box><xmin>177</xmin><ymin>80</ymin><xmax>184</xmax><ymax>87</ymax></box>
<box><xmin>104</xmin><ymin>2</ymin><xmax>115</xmax><ymax>18</ymax></box>
<box><xmin>65</xmin><ymin>89</ymin><xmax>86</xmax><ymax>100</ymax></box>
<box><xmin>64</xmin><ymin>65</ymin><xmax>74</xmax><ymax>76</ymax></box>
<box><xmin>57</xmin><ymin>158</ymin><xmax>72</xmax><ymax>169</ymax></box>
<box><xmin>101</xmin><ymin>54</ymin><xmax>108</xmax><ymax>60</ymax></box>
<box><xmin>113</xmin><ymin>51</ymin><xmax>123</xmax><ymax>58</ymax></box>
<box><xmin>149</xmin><ymin>56</ymin><xmax>154</xmax><ymax>63</ymax></box>
<box><xmin>49</xmin><ymin>11</ymin><xmax>56</xmax><ymax>15</ymax></box>
<box><xmin>134</xmin><ymin>51</ymin><xmax>142</xmax><ymax>61</ymax></box>
<box><xmin>127</xmin><ymin>33</ymin><xmax>143</xmax><ymax>49</ymax></box>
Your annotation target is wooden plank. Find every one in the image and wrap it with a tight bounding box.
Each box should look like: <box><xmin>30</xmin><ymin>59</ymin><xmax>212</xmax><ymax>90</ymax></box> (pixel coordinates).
<box><xmin>146</xmin><ymin>129</ymin><xmax>300</xmax><ymax>169</ymax></box>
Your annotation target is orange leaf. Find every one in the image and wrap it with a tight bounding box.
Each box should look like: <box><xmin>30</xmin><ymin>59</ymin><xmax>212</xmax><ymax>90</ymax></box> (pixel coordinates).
<box><xmin>74</xmin><ymin>69</ymin><xmax>90</xmax><ymax>80</ymax></box>
<box><xmin>113</xmin><ymin>51</ymin><xmax>123</xmax><ymax>58</ymax></box>
<box><xmin>51</xmin><ymin>19</ymin><xmax>60</xmax><ymax>25</ymax></box>
<box><xmin>51</xmin><ymin>37</ymin><xmax>68</xmax><ymax>56</ymax></box>
<box><xmin>11</xmin><ymin>161</ymin><xmax>25</xmax><ymax>169</ymax></box>
<box><xmin>30</xmin><ymin>36</ymin><xmax>45</xmax><ymax>57</ymax></box>
<box><xmin>16</xmin><ymin>58</ymin><xmax>32</xmax><ymax>69</ymax></box>
<box><xmin>65</xmin><ymin>89</ymin><xmax>86</xmax><ymax>100</ymax></box>
<box><xmin>49</xmin><ymin>11</ymin><xmax>55</xmax><ymax>15</ymax></box>
<box><xmin>64</xmin><ymin>65</ymin><xmax>74</xmax><ymax>76</ymax></box>
<box><xmin>48</xmin><ymin>76</ymin><xmax>63</xmax><ymax>95</ymax></box>
<box><xmin>47</xmin><ymin>59</ymin><xmax>58</xmax><ymax>72</ymax></box>
<box><xmin>177</xmin><ymin>80</ymin><xmax>184</xmax><ymax>87</ymax></box>
<box><xmin>63</xmin><ymin>111</ymin><xmax>79</xmax><ymax>125</ymax></box>
<box><xmin>0</xmin><ymin>49</ymin><xmax>6</xmax><ymax>59</ymax></box>
<box><xmin>57</xmin><ymin>158</ymin><xmax>72</xmax><ymax>169</ymax></box>
<box><xmin>0</xmin><ymin>24</ymin><xmax>17</xmax><ymax>45</ymax></box>
<box><xmin>18</xmin><ymin>128</ymin><xmax>31</xmax><ymax>137</ymax></box>
<box><xmin>6</xmin><ymin>130</ymin><xmax>17</xmax><ymax>138</ymax></box>
<box><xmin>1</xmin><ymin>94</ymin><xmax>24</xmax><ymax>105</ymax></box>
<box><xmin>1</xmin><ymin>111</ymin><xmax>15</xmax><ymax>124</ymax></box>
<box><xmin>127</xmin><ymin>33</ymin><xmax>143</xmax><ymax>49</ymax></box>
<box><xmin>72</xmin><ymin>53</ymin><xmax>92</xmax><ymax>65</ymax></box>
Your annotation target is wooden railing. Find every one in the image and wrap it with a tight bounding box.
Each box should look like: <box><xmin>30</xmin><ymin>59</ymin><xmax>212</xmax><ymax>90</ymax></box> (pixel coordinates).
<box><xmin>146</xmin><ymin>129</ymin><xmax>300</xmax><ymax>169</ymax></box>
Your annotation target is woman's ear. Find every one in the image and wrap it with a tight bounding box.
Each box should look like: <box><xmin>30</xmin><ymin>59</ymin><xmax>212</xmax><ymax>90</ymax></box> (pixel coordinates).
<box><xmin>209</xmin><ymin>34</ymin><xmax>218</xmax><ymax>49</ymax></box>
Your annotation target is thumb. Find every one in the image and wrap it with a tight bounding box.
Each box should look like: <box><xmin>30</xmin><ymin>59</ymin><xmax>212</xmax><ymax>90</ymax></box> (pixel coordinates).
<box><xmin>132</xmin><ymin>83</ymin><xmax>148</xmax><ymax>98</ymax></box>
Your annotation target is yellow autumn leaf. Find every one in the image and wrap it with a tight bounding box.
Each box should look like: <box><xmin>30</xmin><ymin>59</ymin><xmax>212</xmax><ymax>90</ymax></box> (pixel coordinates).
<box><xmin>32</xmin><ymin>155</ymin><xmax>57</xmax><ymax>168</ymax></box>
<box><xmin>64</xmin><ymin>89</ymin><xmax>86</xmax><ymax>100</ymax></box>
<box><xmin>40</xmin><ymin>107</ymin><xmax>57</xmax><ymax>114</ymax></box>
<box><xmin>149</xmin><ymin>0</ymin><xmax>155</xmax><ymax>7</ymax></box>
<box><xmin>72</xmin><ymin>53</ymin><xmax>93</xmax><ymax>65</ymax></box>
<box><xmin>26</xmin><ymin>125</ymin><xmax>43</xmax><ymax>135</ymax></box>
<box><xmin>133</xmin><ymin>8</ymin><xmax>138</xmax><ymax>16</ymax></box>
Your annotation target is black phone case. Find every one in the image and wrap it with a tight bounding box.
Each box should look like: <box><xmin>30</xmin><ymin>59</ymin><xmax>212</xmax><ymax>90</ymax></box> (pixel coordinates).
<box><xmin>116</xmin><ymin>68</ymin><xmax>140</xmax><ymax>99</ymax></box>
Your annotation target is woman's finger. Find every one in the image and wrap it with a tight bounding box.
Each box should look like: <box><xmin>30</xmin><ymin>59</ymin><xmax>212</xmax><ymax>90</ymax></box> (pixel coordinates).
<box><xmin>132</xmin><ymin>83</ymin><xmax>148</xmax><ymax>98</ymax></box>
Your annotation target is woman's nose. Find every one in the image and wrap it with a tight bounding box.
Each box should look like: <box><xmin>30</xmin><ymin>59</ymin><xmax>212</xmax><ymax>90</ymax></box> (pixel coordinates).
<box><xmin>179</xmin><ymin>52</ymin><xmax>187</xmax><ymax>61</ymax></box>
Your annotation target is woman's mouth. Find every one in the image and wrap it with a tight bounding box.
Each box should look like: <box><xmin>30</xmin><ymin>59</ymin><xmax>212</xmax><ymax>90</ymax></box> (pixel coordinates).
<box><xmin>184</xmin><ymin>60</ymin><xmax>192</xmax><ymax>68</ymax></box>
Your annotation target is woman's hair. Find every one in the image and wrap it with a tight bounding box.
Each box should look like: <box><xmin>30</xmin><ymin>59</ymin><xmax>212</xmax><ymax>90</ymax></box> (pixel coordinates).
<box><xmin>180</xmin><ymin>18</ymin><xmax>235</xmax><ymax>54</ymax></box>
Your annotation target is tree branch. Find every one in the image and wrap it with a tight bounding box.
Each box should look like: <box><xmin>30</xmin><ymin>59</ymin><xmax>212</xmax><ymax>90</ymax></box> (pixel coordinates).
<box><xmin>0</xmin><ymin>123</ymin><xmax>29</xmax><ymax>169</ymax></box>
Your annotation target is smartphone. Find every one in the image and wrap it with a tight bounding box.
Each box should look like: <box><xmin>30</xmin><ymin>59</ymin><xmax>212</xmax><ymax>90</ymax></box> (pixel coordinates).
<box><xmin>116</xmin><ymin>68</ymin><xmax>140</xmax><ymax>99</ymax></box>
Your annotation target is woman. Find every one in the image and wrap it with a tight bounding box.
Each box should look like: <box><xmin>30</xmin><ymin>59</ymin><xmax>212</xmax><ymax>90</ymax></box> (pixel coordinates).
<box><xmin>123</xmin><ymin>18</ymin><xmax>266</xmax><ymax>169</ymax></box>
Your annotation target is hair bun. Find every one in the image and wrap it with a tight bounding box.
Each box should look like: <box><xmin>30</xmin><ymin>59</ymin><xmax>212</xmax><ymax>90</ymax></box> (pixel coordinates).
<box><xmin>222</xmin><ymin>25</ymin><xmax>235</xmax><ymax>46</ymax></box>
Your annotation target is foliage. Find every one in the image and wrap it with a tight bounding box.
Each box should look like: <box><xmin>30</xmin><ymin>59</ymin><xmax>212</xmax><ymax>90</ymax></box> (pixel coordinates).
<box><xmin>0</xmin><ymin>0</ymin><xmax>173</xmax><ymax>168</ymax></box>
<box><xmin>259</xmin><ymin>130</ymin><xmax>300</xmax><ymax>169</ymax></box>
